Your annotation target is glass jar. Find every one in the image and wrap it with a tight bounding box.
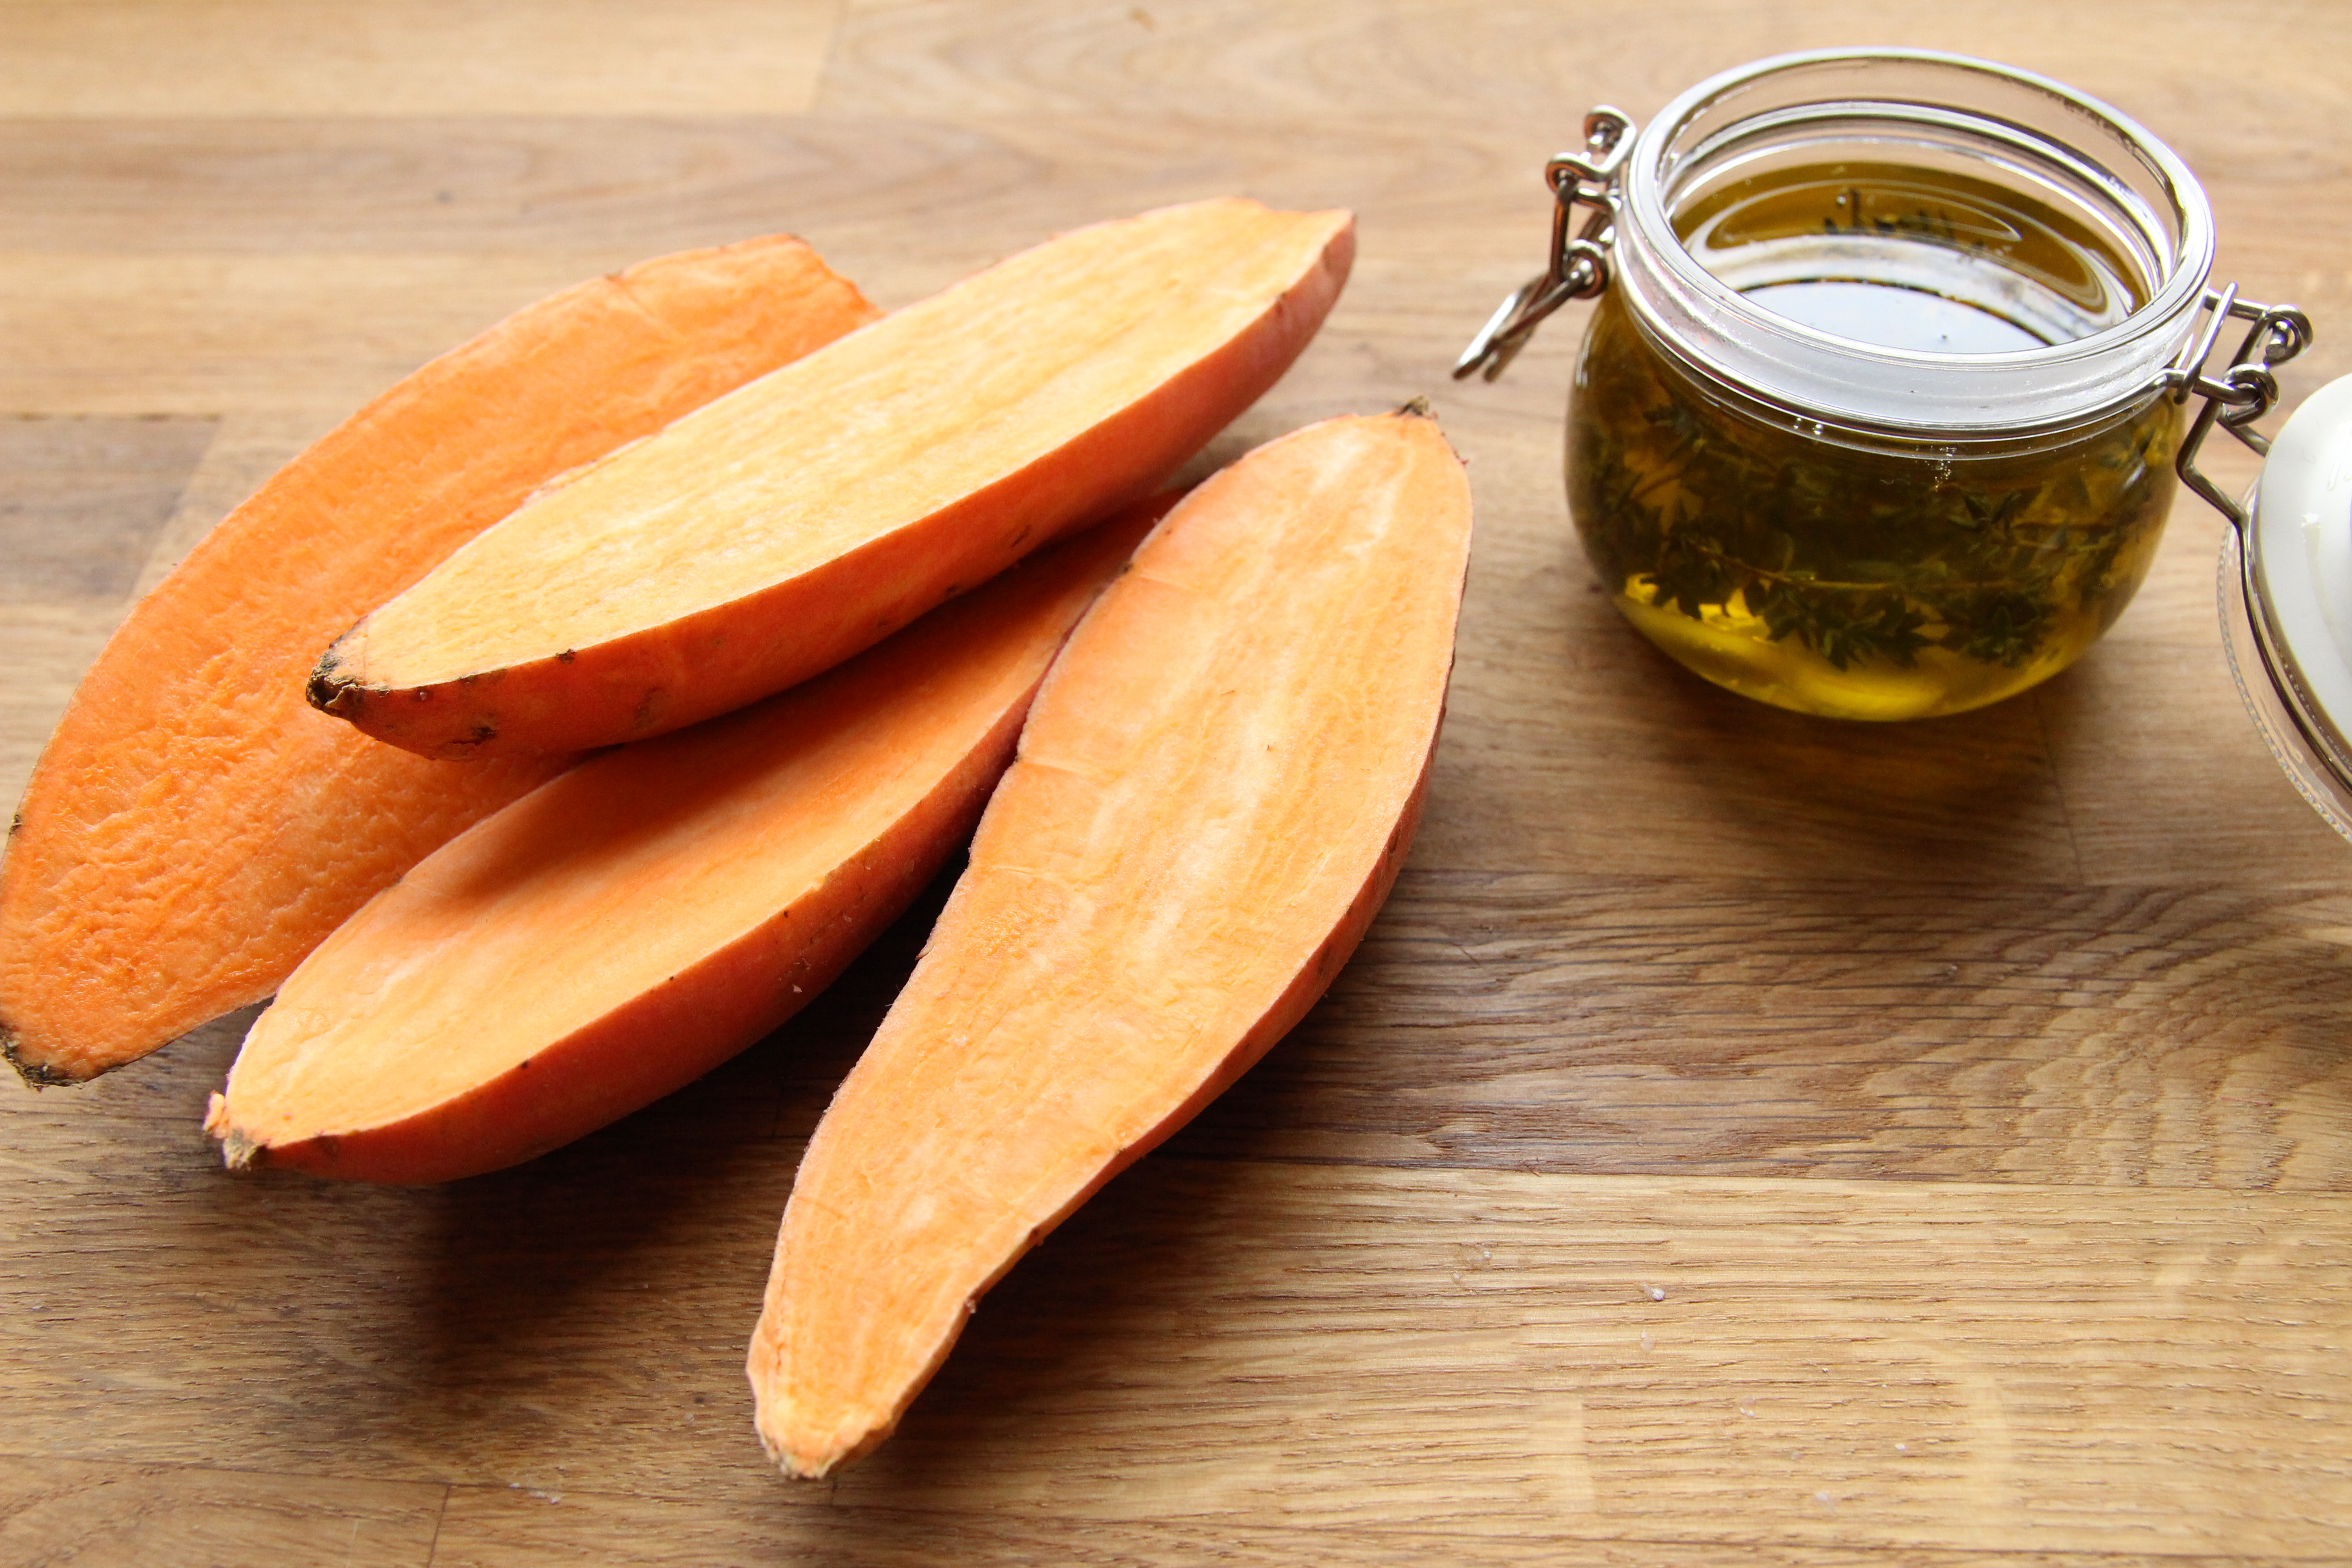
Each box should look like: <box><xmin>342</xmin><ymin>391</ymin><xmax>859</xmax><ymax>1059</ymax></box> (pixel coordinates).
<box><xmin>1460</xmin><ymin>49</ymin><xmax>2281</xmax><ymax>721</ymax></box>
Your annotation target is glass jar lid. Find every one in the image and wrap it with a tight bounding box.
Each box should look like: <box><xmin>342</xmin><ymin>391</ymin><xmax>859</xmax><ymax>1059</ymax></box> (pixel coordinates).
<box><xmin>2223</xmin><ymin>374</ymin><xmax>2352</xmax><ymax>838</ymax></box>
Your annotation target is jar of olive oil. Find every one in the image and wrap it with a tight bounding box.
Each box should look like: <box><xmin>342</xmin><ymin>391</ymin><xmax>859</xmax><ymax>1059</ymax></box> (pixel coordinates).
<box><xmin>1461</xmin><ymin>50</ymin><xmax>2287</xmax><ymax>720</ymax></box>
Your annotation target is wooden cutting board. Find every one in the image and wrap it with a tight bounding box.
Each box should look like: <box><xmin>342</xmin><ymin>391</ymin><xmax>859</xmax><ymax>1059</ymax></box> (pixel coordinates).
<box><xmin>4</xmin><ymin>3</ymin><xmax>2350</xmax><ymax>1562</ymax></box>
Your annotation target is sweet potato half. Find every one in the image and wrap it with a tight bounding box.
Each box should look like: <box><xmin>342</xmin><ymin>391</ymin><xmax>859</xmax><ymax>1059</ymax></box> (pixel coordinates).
<box><xmin>309</xmin><ymin>198</ymin><xmax>1356</xmax><ymax>760</ymax></box>
<box><xmin>746</xmin><ymin>406</ymin><xmax>1473</xmax><ymax>1479</ymax></box>
<box><xmin>0</xmin><ymin>237</ymin><xmax>877</xmax><ymax>1085</ymax></box>
<box><xmin>206</xmin><ymin>505</ymin><xmax>1161</xmax><ymax>1185</ymax></box>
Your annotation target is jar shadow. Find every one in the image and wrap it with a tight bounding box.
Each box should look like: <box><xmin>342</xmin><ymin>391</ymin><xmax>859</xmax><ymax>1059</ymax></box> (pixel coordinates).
<box><xmin>1468</xmin><ymin>593</ymin><xmax>2086</xmax><ymax>887</ymax></box>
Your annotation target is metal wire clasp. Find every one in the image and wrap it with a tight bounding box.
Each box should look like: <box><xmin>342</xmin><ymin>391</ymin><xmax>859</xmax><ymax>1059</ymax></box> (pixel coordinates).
<box><xmin>2167</xmin><ymin>284</ymin><xmax>2314</xmax><ymax>529</ymax></box>
<box><xmin>1453</xmin><ymin>107</ymin><xmax>1637</xmax><ymax>382</ymax></box>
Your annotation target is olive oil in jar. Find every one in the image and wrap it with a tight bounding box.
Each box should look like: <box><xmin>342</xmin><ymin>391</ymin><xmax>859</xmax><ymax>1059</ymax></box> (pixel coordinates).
<box><xmin>1568</xmin><ymin>161</ymin><xmax>2183</xmax><ymax>720</ymax></box>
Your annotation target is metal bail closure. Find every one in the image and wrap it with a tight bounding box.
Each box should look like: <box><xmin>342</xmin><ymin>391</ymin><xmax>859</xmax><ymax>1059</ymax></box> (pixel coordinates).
<box><xmin>1453</xmin><ymin>107</ymin><xmax>1636</xmax><ymax>383</ymax></box>
<box><xmin>2166</xmin><ymin>283</ymin><xmax>2313</xmax><ymax>529</ymax></box>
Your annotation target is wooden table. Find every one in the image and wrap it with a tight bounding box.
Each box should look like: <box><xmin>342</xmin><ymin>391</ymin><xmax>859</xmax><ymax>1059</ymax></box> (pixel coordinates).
<box><xmin>5</xmin><ymin>3</ymin><xmax>2350</xmax><ymax>1562</ymax></box>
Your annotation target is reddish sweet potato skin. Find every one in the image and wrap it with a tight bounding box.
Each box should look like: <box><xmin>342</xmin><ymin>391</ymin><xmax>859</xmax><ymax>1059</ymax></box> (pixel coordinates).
<box><xmin>306</xmin><ymin>207</ymin><xmax>1356</xmax><ymax>760</ymax></box>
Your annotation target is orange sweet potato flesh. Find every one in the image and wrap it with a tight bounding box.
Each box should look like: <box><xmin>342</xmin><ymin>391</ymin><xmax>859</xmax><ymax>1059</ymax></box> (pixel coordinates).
<box><xmin>0</xmin><ymin>237</ymin><xmax>878</xmax><ymax>1085</ymax></box>
<box><xmin>309</xmin><ymin>198</ymin><xmax>1356</xmax><ymax>760</ymax></box>
<box><xmin>747</xmin><ymin>407</ymin><xmax>1472</xmax><ymax>1478</ymax></box>
<box><xmin>205</xmin><ymin>504</ymin><xmax>1161</xmax><ymax>1185</ymax></box>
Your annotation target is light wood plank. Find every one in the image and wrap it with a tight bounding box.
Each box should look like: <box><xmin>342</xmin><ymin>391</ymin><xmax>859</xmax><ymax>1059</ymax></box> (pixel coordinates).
<box><xmin>0</xmin><ymin>1453</ymin><xmax>445</xmax><ymax>1568</ymax></box>
<box><xmin>12</xmin><ymin>1127</ymin><xmax>2344</xmax><ymax>1551</ymax></box>
<box><xmin>0</xmin><ymin>116</ymin><xmax>1037</xmax><ymax>257</ymax></box>
<box><xmin>0</xmin><ymin>1099</ymin><xmax>796</xmax><ymax>1492</ymax></box>
<box><xmin>0</xmin><ymin>251</ymin><xmax>663</xmax><ymax>416</ymax></box>
<box><xmin>817</xmin><ymin>0</ymin><xmax>2334</xmax><ymax>148</ymax></box>
<box><xmin>0</xmin><ymin>0</ymin><xmax>844</xmax><ymax>118</ymax></box>
<box><xmin>784</xmin><ymin>1164</ymin><xmax>2352</xmax><ymax>1553</ymax></box>
<box><xmin>433</xmin><ymin>1484</ymin><xmax>2227</xmax><ymax>1567</ymax></box>
<box><xmin>1167</xmin><ymin>873</ymin><xmax>2352</xmax><ymax>1189</ymax></box>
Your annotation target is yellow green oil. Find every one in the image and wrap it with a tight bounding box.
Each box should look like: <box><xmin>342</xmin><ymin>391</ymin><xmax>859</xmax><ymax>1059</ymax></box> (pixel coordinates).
<box><xmin>1568</xmin><ymin>161</ymin><xmax>2181</xmax><ymax>720</ymax></box>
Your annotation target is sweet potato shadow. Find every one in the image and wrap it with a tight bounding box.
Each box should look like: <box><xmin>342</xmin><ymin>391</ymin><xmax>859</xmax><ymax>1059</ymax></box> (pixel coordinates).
<box><xmin>821</xmin><ymin>1131</ymin><xmax>1278</xmax><ymax>1499</ymax></box>
<box><xmin>400</xmin><ymin>862</ymin><xmax>958</xmax><ymax>1425</ymax></box>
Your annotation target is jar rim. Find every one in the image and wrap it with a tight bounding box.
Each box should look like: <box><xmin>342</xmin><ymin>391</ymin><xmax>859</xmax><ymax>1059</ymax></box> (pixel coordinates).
<box><xmin>1616</xmin><ymin>47</ymin><xmax>2217</xmax><ymax>439</ymax></box>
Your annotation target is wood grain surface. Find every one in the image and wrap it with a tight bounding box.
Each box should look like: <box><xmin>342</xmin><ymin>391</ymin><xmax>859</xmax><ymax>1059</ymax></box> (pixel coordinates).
<box><xmin>6</xmin><ymin>2</ymin><xmax>2352</xmax><ymax>1563</ymax></box>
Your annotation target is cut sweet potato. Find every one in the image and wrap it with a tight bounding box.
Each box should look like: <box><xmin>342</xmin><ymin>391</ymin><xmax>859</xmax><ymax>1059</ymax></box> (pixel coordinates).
<box><xmin>309</xmin><ymin>197</ymin><xmax>1355</xmax><ymax>760</ymax></box>
<box><xmin>204</xmin><ymin>504</ymin><xmax>1162</xmax><ymax>1185</ymax></box>
<box><xmin>746</xmin><ymin>406</ymin><xmax>1473</xmax><ymax>1478</ymax></box>
<box><xmin>0</xmin><ymin>237</ymin><xmax>878</xmax><ymax>1085</ymax></box>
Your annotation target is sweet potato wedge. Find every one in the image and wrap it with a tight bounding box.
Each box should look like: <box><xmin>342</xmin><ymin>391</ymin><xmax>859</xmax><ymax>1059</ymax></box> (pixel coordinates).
<box><xmin>746</xmin><ymin>406</ymin><xmax>1472</xmax><ymax>1478</ymax></box>
<box><xmin>0</xmin><ymin>237</ymin><xmax>878</xmax><ymax>1085</ymax></box>
<box><xmin>205</xmin><ymin>503</ymin><xmax>1162</xmax><ymax>1185</ymax></box>
<box><xmin>308</xmin><ymin>198</ymin><xmax>1355</xmax><ymax>760</ymax></box>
